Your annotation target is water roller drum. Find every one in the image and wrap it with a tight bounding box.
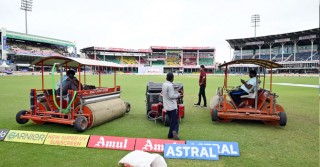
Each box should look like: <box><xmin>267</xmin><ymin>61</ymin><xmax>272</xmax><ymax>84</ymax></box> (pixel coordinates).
<box><xmin>75</xmin><ymin>98</ymin><xmax>130</xmax><ymax>129</ymax></box>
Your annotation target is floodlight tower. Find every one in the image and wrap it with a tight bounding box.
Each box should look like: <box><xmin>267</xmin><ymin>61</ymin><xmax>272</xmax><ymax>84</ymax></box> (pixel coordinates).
<box><xmin>251</xmin><ymin>14</ymin><xmax>260</xmax><ymax>37</ymax></box>
<box><xmin>20</xmin><ymin>0</ymin><xmax>33</xmax><ymax>34</ymax></box>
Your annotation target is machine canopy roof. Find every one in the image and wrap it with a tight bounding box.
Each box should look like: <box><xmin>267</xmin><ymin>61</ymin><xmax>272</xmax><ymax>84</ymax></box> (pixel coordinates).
<box><xmin>219</xmin><ymin>59</ymin><xmax>283</xmax><ymax>68</ymax></box>
<box><xmin>31</xmin><ymin>56</ymin><xmax>121</xmax><ymax>67</ymax></box>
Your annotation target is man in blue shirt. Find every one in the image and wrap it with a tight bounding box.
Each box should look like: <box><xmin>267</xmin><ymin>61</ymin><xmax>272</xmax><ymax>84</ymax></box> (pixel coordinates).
<box><xmin>162</xmin><ymin>72</ymin><xmax>181</xmax><ymax>140</ymax></box>
<box><xmin>56</xmin><ymin>69</ymin><xmax>82</xmax><ymax>95</ymax></box>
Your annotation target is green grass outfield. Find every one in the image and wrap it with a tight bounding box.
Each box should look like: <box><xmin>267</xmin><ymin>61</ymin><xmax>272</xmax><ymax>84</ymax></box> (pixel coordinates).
<box><xmin>0</xmin><ymin>74</ymin><xmax>318</xmax><ymax>167</ymax></box>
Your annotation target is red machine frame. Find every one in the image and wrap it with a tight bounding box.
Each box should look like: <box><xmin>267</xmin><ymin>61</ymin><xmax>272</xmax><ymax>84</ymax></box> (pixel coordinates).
<box><xmin>16</xmin><ymin>56</ymin><xmax>125</xmax><ymax>131</ymax></box>
<box><xmin>211</xmin><ymin>59</ymin><xmax>287</xmax><ymax>126</ymax></box>
<box><xmin>148</xmin><ymin>92</ymin><xmax>185</xmax><ymax>126</ymax></box>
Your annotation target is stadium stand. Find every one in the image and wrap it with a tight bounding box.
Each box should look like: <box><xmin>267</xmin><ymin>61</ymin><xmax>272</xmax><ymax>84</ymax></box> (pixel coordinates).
<box><xmin>152</xmin><ymin>60</ymin><xmax>165</xmax><ymax>65</ymax></box>
<box><xmin>183</xmin><ymin>53</ymin><xmax>197</xmax><ymax>66</ymax></box>
<box><xmin>227</xmin><ymin>28</ymin><xmax>319</xmax><ymax>73</ymax></box>
<box><xmin>138</xmin><ymin>57</ymin><xmax>148</xmax><ymax>64</ymax></box>
<box><xmin>8</xmin><ymin>43</ymin><xmax>65</xmax><ymax>57</ymax></box>
<box><xmin>183</xmin><ymin>58</ymin><xmax>197</xmax><ymax>66</ymax></box>
<box><xmin>295</xmin><ymin>52</ymin><xmax>311</xmax><ymax>61</ymax></box>
<box><xmin>271</xmin><ymin>53</ymin><xmax>291</xmax><ymax>62</ymax></box>
<box><xmin>122</xmin><ymin>56</ymin><xmax>136</xmax><ymax>64</ymax></box>
<box><xmin>167</xmin><ymin>57</ymin><xmax>180</xmax><ymax>66</ymax></box>
<box><xmin>199</xmin><ymin>52</ymin><xmax>214</xmax><ymax>66</ymax></box>
<box><xmin>95</xmin><ymin>55</ymin><xmax>103</xmax><ymax>60</ymax></box>
<box><xmin>233</xmin><ymin>55</ymin><xmax>241</xmax><ymax>60</ymax></box>
<box><xmin>309</xmin><ymin>52</ymin><xmax>319</xmax><ymax>60</ymax></box>
<box><xmin>81</xmin><ymin>46</ymin><xmax>215</xmax><ymax>73</ymax></box>
<box><xmin>257</xmin><ymin>54</ymin><xmax>271</xmax><ymax>60</ymax></box>
<box><xmin>86</xmin><ymin>54</ymin><xmax>96</xmax><ymax>60</ymax></box>
<box><xmin>1</xmin><ymin>28</ymin><xmax>76</xmax><ymax>71</ymax></box>
<box><xmin>104</xmin><ymin>56</ymin><xmax>121</xmax><ymax>64</ymax></box>
<box><xmin>199</xmin><ymin>58</ymin><xmax>213</xmax><ymax>66</ymax></box>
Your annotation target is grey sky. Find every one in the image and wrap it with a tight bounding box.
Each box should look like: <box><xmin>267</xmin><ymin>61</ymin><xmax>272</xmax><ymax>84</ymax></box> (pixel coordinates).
<box><xmin>0</xmin><ymin>0</ymin><xmax>318</xmax><ymax>62</ymax></box>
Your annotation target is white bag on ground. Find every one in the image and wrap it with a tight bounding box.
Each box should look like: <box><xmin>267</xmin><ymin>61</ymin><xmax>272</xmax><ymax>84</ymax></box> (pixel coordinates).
<box><xmin>118</xmin><ymin>150</ymin><xmax>167</xmax><ymax>167</ymax></box>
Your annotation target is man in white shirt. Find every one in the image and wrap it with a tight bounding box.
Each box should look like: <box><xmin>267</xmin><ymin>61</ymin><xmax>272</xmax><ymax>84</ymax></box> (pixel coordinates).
<box><xmin>230</xmin><ymin>70</ymin><xmax>257</xmax><ymax>107</ymax></box>
<box><xmin>162</xmin><ymin>72</ymin><xmax>181</xmax><ymax>140</ymax></box>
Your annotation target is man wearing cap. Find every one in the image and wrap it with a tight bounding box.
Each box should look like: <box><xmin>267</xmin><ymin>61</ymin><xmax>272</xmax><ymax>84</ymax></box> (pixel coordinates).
<box><xmin>56</xmin><ymin>69</ymin><xmax>82</xmax><ymax>95</ymax></box>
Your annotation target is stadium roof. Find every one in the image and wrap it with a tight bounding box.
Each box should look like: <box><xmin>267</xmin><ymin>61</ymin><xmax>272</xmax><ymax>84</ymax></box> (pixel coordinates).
<box><xmin>81</xmin><ymin>47</ymin><xmax>151</xmax><ymax>53</ymax></box>
<box><xmin>81</xmin><ymin>46</ymin><xmax>215</xmax><ymax>53</ymax></box>
<box><xmin>1</xmin><ymin>29</ymin><xmax>75</xmax><ymax>47</ymax></box>
<box><xmin>227</xmin><ymin>28</ymin><xmax>319</xmax><ymax>50</ymax></box>
<box><xmin>151</xmin><ymin>46</ymin><xmax>215</xmax><ymax>51</ymax></box>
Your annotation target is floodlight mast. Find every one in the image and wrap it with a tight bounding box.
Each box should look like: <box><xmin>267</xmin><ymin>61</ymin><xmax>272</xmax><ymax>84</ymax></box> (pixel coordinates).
<box><xmin>251</xmin><ymin>14</ymin><xmax>260</xmax><ymax>37</ymax></box>
<box><xmin>20</xmin><ymin>0</ymin><xmax>33</xmax><ymax>34</ymax></box>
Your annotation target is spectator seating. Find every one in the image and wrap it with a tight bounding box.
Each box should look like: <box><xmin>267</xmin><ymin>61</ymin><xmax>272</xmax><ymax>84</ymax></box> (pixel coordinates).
<box><xmin>295</xmin><ymin>52</ymin><xmax>311</xmax><ymax>61</ymax></box>
<box><xmin>167</xmin><ymin>57</ymin><xmax>180</xmax><ymax>66</ymax></box>
<box><xmin>122</xmin><ymin>57</ymin><xmax>136</xmax><ymax>64</ymax></box>
<box><xmin>253</xmin><ymin>54</ymin><xmax>271</xmax><ymax>60</ymax></box>
<box><xmin>272</xmin><ymin>54</ymin><xmax>291</xmax><ymax>62</ymax></box>
<box><xmin>138</xmin><ymin>57</ymin><xmax>148</xmax><ymax>64</ymax></box>
<box><xmin>104</xmin><ymin>56</ymin><xmax>121</xmax><ymax>64</ymax></box>
<box><xmin>8</xmin><ymin>43</ymin><xmax>67</xmax><ymax>57</ymax></box>
<box><xmin>183</xmin><ymin>57</ymin><xmax>196</xmax><ymax>66</ymax></box>
<box><xmin>199</xmin><ymin>58</ymin><xmax>213</xmax><ymax>66</ymax></box>
<box><xmin>152</xmin><ymin>60</ymin><xmax>165</xmax><ymax>65</ymax></box>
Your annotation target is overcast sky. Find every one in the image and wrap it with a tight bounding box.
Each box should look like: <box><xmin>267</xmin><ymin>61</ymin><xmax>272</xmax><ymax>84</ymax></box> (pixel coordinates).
<box><xmin>0</xmin><ymin>0</ymin><xmax>319</xmax><ymax>62</ymax></box>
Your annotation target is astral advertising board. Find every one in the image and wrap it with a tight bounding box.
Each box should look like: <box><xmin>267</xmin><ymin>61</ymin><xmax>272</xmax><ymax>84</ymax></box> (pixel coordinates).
<box><xmin>44</xmin><ymin>133</ymin><xmax>89</xmax><ymax>147</ymax></box>
<box><xmin>186</xmin><ymin>140</ymin><xmax>240</xmax><ymax>156</ymax></box>
<box><xmin>135</xmin><ymin>138</ymin><xmax>185</xmax><ymax>153</ymax></box>
<box><xmin>0</xmin><ymin>129</ymin><xmax>9</xmax><ymax>141</ymax></box>
<box><xmin>4</xmin><ymin>130</ymin><xmax>48</xmax><ymax>144</ymax></box>
<box><xmin>164</xmin><ymin>144</ymin><xmax>219</xmax><ymax>161</ymax></box>
<box><xmin>87</xmin><ymin>135</ymin><xmax>136</xmax><ymax>151</ymax></box>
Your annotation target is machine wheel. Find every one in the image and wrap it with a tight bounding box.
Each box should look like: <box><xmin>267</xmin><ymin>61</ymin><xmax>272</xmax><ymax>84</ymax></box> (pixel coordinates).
<box><xmin>211</xmin><ymin>109</ymin><xmax>219</xmax><ymax>122</ymax></box>
<box><xmin>164</xmin><ymin>114</ymin><xmax>170</xmax><ymax>127</ymax></box>
<box><xmin>125</xmin><ymin>102</ymin><xmax>131</xmax><ymax>113</ymax></box>
<box><xmin>16</xmin><ymin>110</ymin><xmax>29</xmax><ymax>124</ymax></box>
<box><xmin>74</xmin><ymin>116</ymin><xmax>89</xmax><ymax>132</ymax></box>
<box><xmin>279</xmin><ymin>112</ymin><xmax>287</xmax><ymax>126</ymax></box>
<box><xmin>147</xmin><ymin>111</ymin><xmax>157</xmax><ymax>121</ymax></box>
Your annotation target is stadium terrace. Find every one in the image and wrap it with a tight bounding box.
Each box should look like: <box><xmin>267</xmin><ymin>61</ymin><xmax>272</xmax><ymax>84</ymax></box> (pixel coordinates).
<box><xmin>1</xmin><ymin>27</ymin><xmax>319</xmax><ymax>74</ymax></box>
<box><xmin>80</xmin><ymin>46</ymin><xmax>216</xmax><ymax>74</ymax></box>
<box><xmin>226</xmin><ymin>28</ymin><xmax>319</xmax><ymax>74</ymax></box>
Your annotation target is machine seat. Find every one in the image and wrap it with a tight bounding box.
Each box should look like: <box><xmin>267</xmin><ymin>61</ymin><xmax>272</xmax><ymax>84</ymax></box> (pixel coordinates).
<box><xmin>241</xmin><ymin>80</ymin><xmax>260</xmax><ymax>99</ymax></box>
